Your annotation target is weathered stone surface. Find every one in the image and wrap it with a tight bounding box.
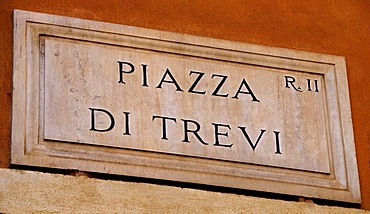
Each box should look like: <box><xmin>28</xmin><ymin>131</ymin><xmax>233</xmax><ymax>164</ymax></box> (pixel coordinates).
<box><xmin>0</xmin><ymin>169</ymin><xmax>366</xmax><ymax>213</ymax></box>
<box><xmin>43</xmin><ymin>36</ymin><xmax>328</xmax><ymax>173</ymax></box>
<box><xmin>11</xmin><ymin>10</ymin><xmax>360</xmax><ymax>202</ymax></box>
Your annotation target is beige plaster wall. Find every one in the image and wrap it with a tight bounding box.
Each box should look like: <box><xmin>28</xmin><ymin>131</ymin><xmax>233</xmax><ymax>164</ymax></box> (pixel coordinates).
<box><xmin>0</xmin><ymin>169</ymin><xmax>367</xmax><ymax>213</ymax></box>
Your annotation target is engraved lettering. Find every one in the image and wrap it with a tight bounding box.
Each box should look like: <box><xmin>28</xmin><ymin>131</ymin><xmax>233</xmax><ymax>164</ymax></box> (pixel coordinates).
<box><xmin>274</xmin><ymin>131</ymin><xmax>282</xmax><ymax>154</ymax></box>
<box><xmin>152</xmin><ymin>115</ymin><xmax>177</xmax><ymax>140</ymax></box>
<box><xmin>156</xmin><ymin>68</ymin><xmax>184</xmax><ymax>92</ymax></box>
<box><xmin>211</xmin><ymin>74</ymin><xmax>229</xmax><ymax>97</ymax></box>
<box><xmin>285</xmin><ymin>75</ymin><xmax>303</xmax><ymax>92</ymax></box>
<box><xmin>141</xmin><ymin>64</ymin><xmax>149</xmax><ymax>87</ymax></box>
<box><xmin>232</xmin><ymin>79</ymin><xmax>260</xmax><ymax>102</ymax></box>
<box><xmin>238</xmin><ymin>127</ymin><xmax>266</xmax><ymax>151</ymax></box>
<box><xmin>123</xmin><ymin>112</ymin><xmax>131</xmax><ymax>135</ymax></box>
<box><xmin>212</xmin><ymin>123</ymin><xmax>232</xmax><ymax>147</ymax></box>
<box><xmin>188</xmin><ymin>71</ymin><xmax>206</xmax><ymax>94</ymax></box>
<box><xmin>89</xmin><ymin>108</ymin><xmax>115</xmax><ymax>132</ymax></box>
<box><xmin>182</xmin><ymin>119</ymin><xmax>208</xmax><ymax>145</ymax></box>
<box><xmin>117</xmin><ymin>61</ymin><xmax>135</xmax><ymax>84</ymax></box>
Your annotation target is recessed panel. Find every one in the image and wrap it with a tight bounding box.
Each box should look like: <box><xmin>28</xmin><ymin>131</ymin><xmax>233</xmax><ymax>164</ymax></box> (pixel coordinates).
<box><xmin>43</xmin><ymin>37</ymin><xmax>329</xmax><ymax>173</ymax></box>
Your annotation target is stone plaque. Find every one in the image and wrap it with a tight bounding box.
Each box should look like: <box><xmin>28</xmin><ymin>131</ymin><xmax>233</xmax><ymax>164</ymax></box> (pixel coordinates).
<box><xmin>12</xmin><ymin>10</ymin><xmax>361</xmax><ymax>203</ymax></box>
